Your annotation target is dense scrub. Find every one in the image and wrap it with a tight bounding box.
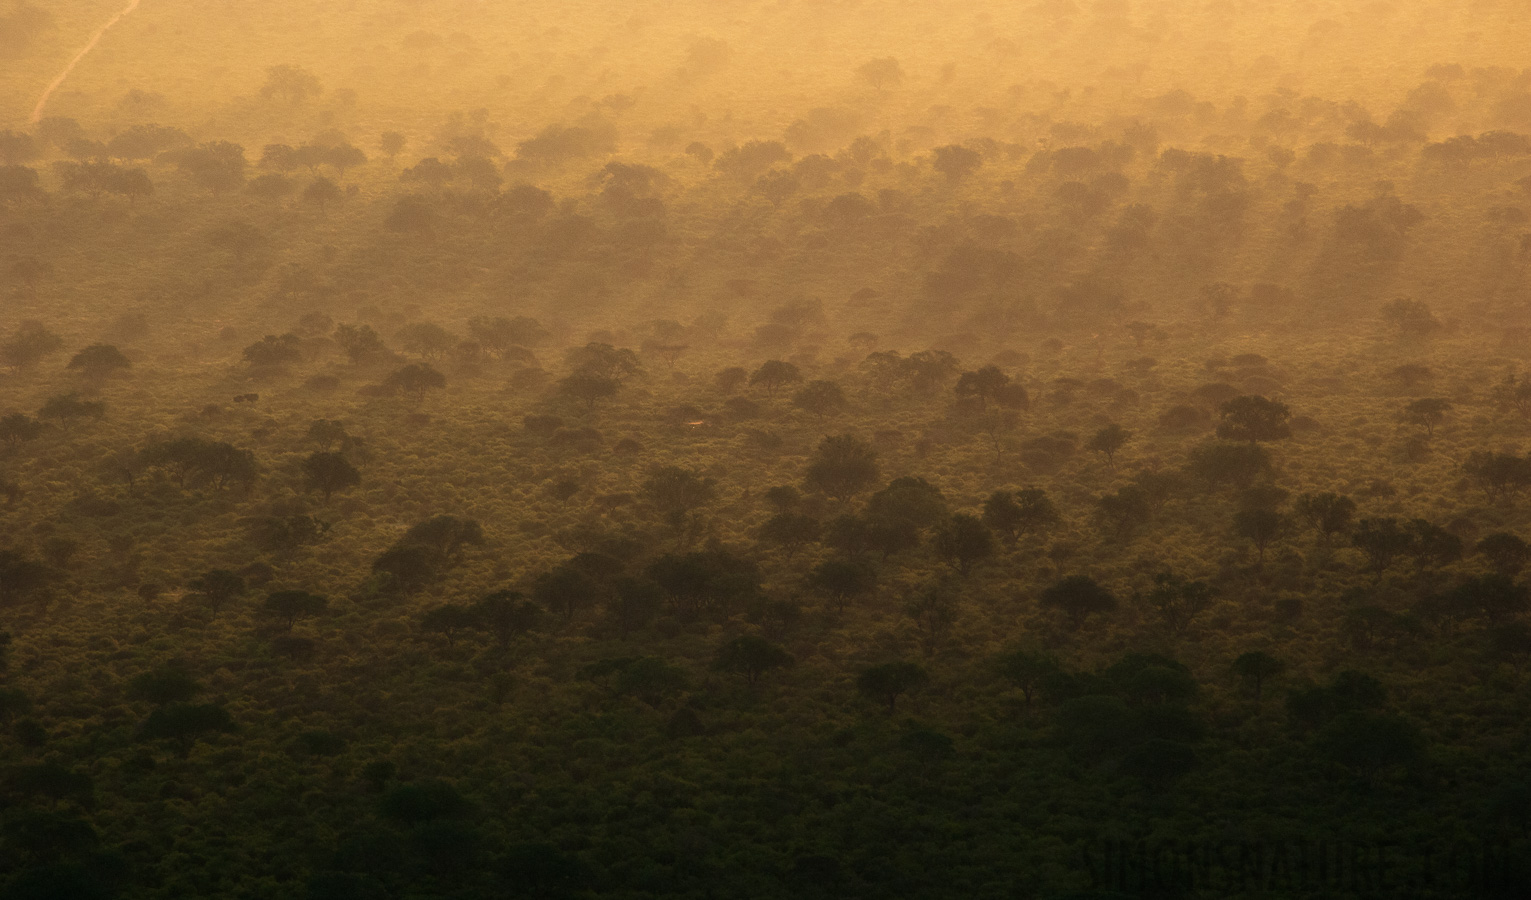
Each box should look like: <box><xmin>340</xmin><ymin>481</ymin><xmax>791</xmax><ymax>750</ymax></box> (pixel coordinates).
<box><xmin>3</xmin><ymin>1</ymin><xmax>1531</xmax><ymax>898</ymax></box>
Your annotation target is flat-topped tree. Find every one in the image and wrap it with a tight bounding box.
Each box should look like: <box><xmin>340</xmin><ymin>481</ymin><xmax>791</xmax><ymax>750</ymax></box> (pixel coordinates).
<box><xmin>67</xmin><ymin>344</ymin><xmax>130</xmax><ymax>382</ymax></box>
<box><xmin>1040</xmin><ymin>575</ymin><xmax>1118</xmax><ymax>630</ymax></box>
<box><xmin>382</xmin><ymin>363</ymin><xmax>445</xmax><ymax>400</ymax></box>
<box><xmin>749</xmin><ymin>360</ymin><xmax>802</xmax><ymax>397</ymax></box>
<box><xmin>857</xmin><ymin>661</ymin><xmax>928</xmax><ymax>713</ymax></box>
<box><xmin>712</xmin><ymin>635</ymin><xmax>794</xmax><ymax>684</ymax></box>
<box><xmin>803</xmin><ymin>434</ymin><xmax>879</xmax><ymax>501</ymax></box>
<box><xmin>302</xmin><ymin>451</ymin><xmax>360</xmax><ymax>502</ymax></box>
<box><xmin>0</xmin><ymin>321</ymin><xmax>62</xmax><ymax>372</ymax></box>
<box><xmin>262</xmin><ymin>590</ymin><xmax>327</xmax><ymax>631</ymax></box>
<box><xmin>1216</xmin><ymin>395</ymin><xmax>1291</xmax><ymax>444</ymax></box>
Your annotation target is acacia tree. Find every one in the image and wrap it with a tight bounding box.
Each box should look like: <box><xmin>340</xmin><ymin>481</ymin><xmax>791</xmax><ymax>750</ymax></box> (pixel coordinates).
<box><xmin>188</xmin><ymin>570</ymin><xmax>245</xmax><ymax>612</ymax></box>
<box><xmin>749</xmin><ymin>360</ymin><xmax>802</xmax><ymax>397</ymax></box>
<box><xmin>301</xmin><ymin>451</ymin><xmax>360</xmax><ymax>502</ymax></box>
<box><xmin>807</xmin><ymin>557</ymin><xmax>875</xmax><ymax>613</ymax></box>
<box><xmin>982</xmin><ymin>488</ymin><xmax>1059</xmax><ymax>544</ymax></box>
<box><xmin>67</xmin><ymin>344</ymin><xmax>131</xmax><ymax>381</ymax></box>
<box><xmin>1294</xmin><ymin>492</ymin><xmax>1356</xmax><ymax>545</ymax></box>
<box><xmin>1146</xmin><ymin>571</ymin><xmax>1215</xmax><ymax>636</ymax></box>
<box><xmin>857</xmin><ymin>661</ymin><xmax>929</xmax><ymax>713</ymax></box>
<box><xmin>640</xmin><ymin>466</ymin><xmax>718</xmax><ymax>536</ymax></box>
<box><xmin>803</xmin><ymin>434</ymin><xmax>879</xmax><ymax>501</ymax></box>
<box><xmin>1232</xmin><ymin>651</ymin><xmax>1286</xmax><ymax>702</ymax></box>
<box><xmin>262</xmin><ymin>590</ymin><xmax>327</xmax><ymax>630</ymax></box>
<box><xmin>1216</xmin><ymin>395</ymin><xmax>1292</xmax><ymax>443</ymax></box>
<box><xmin>1402</xmin><ymin>398</ymin><xmax>1451</xmax><ymax>436</ymax></box>
<box><xmin>1087</xmin><ymin>424</ymin><xmax>1132</xmax><ymax>468</ymax></box>
<box><xmin>711</xmin><ymin>635</ymin><xmax>794</xmax><ymax>684</ymax></box>
<box><xmin>382</xmin><ymin>363</ymin><xmax>446</xmax><ymax>400</ymax></box>
<box><xmin>0</xmin><ymin>321</ymin><xmax>62</xmax><ymax>372</ymax></box>
<box><xmin>995</xmin><ymin>649</ymin><xmax>1060</xmax><ymax>709</ymax></box>
<box><xmin>793</xmin><ymin>380</ymin><xmax>847</xmax><ymax>418</ymax></box>
<box><xmin>1233</xmin><ymin>507</ymin><xmax>1285</xmax><ymax>565</ymax></box>
<box><xmin>1040</xmin><ymin>575</ymin><xmax>1118</xmax><ymax>630</ymax></box>
<box><xmin>933</xmin><ymin>514</ymin><xmax>995</xmax><ymax>575</ymax></box>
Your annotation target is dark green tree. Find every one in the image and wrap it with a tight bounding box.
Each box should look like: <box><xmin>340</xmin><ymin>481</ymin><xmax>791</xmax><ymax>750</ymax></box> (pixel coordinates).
<box><xmin>301</xmin><ymin>451</ymin><xmax>361</xmax><ymax>502</ymax></box>
<box><xmin>857</xmin><ymin>661</ymin><xmax>930</xmax><ymax>713</ymax></box>
<box><xmin>803</xmin><ymin>434</ymin><xmax>879</xmax><ymax>501</ymax></box>
<box><xmin>711</xmin><ymin>635</ymin><xmax>794</xmax><ymax>684</ymax></box>
<box><xmin>1040</xmin><ymin>575</ymin><xmax>1118</xmax><ymax>630</ymax></box>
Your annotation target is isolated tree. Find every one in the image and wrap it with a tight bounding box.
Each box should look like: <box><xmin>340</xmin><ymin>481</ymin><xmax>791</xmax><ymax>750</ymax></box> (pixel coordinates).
<box><xmin>260</xmin><ymin>64</ymin><xmax>322</xmax><ymax>103</ymax></box>
<box><xmin>1316</xmin><ymin>712</ymin><xmax>1424</xmax><ymax>777</ymax></box>
<box><xmin>67</xmin><ymin>344</ymin><xmax>131</xmax><ymax>381</ymax></box>
<box><xmin>128</xmin><ymin>662</ymin><xmax>203</xmax><ymax>705</ymax></box>
<box><xmin>1448</xmin><ymin>574</ymin><xmax>1530</xmax><ymax>624</ymax></box>
<box><xmin>302</xmin><ymin>451</ymin><xmax>360</xmax><ymax>502</ymax></box>
<box><xmin>383</xmin><ymin>363</ymin><xmax>446</xmax><ymax>400</ymax></box>
<box><xmin>715</xmin><ymin>366</ymin><xmax>748</xmax><ymax>394</ymax></box>
<box><xmin>558</xmin><ymin>371</ymin><xmax>619</xmax><ymax>411</ymax></box>
<box><xmin>533</xmin><ymin>567</ymin><xmax>600</xmax><ymax>621</ymax></box>
<box><xmin>641</xmin><ymin>466</ymin><xmax>718</xmax><ymax>534</ymax></box>
<box><xmin>207</xmin><ymin>220</ymin><xmax>267</xmax><ymax>261</ymax></box>
<box><xmin>302</xmin><ymin>176</ymin><xmax>342</xmax><ymax>212</ymax></box>
<box><xmin>1040</xmin><ymin>575</ymin><xmax>1118</xmax><ymax>630</ymax></box>
<box><xmin>1402</xmin><ymin>398</ymin><xmax>1451</xmax><ymax>436</ymax></box>
<box><xmin>565</xmin><ymin>343</ymin><xmax>641</xmax><ymax>381</ymax></box>
<box><xmin>955</xmin><ymin>366</ymin><xmax>1026</xmax><ymax>412</ymax></box>
<box><xmin>1352</xmin><ymin>518</ymin><xmax>1415</xmax><ymax>573</ymax></box>
<box><xmin>807</xmin><ymin>558</ymin><xmax>876</xmax><ymax>612</ymax></box>
<box><xmin>1146</xmin><ymin>571</ymin><xmax>1215</xmax><ymax>636</ymax></box>
<box><xmin>1478</xmin><ymin>532</ymin><xmax>1531</xmax><ymax>577</ymax></box>
<box><xmin>1216</xmin><ymin>395</ymin><xmax>1291</xmax><ymax>443</ymax></box>
<box><xmin>0</xmin><ymin>413</ymin><xmax>43</xmax><ymax>447</ymax></box>
<box><xmin>933</xmin><ymin>514</ymin><xmax>995</xmax><ymax>575</ymax></box>
<box><xmin>399</xmin><ymin>516</ymin><xmax>485</xmax><ymax>568</ymax></box>
<box><xmin>187</xmin><ymin>570</ymin><xmax>245</xmax><ymax>612</ymax></box>
<box><xmin>1233</xmin><ymin>507</ymin><xmax>1285</xmax><ymax>565</ymax></box>
<box><xmin>1232</xmin><ymin>651</ymin><xmax>1286</xmax><ymax>702</ymax></box>
<box><xmin>1409</xmin><ymin>519</ymin><xmax>1462</xmax><ymax>570</ymax></box>
<box><xmin>749</xmin><ymin>360</ymin><xmax>802</xmax><ymax>397</ymax></box>
<box><xmin>982</xmin><ymin>488</ymin><xmax>1059</xmax><ymax>544</ymax></box>
<box><xmin>857</xmin><ymin>57</ymin><xmax>904</xmax><ymax>90</ymax></box>
<box><xmin>758</xmin><ymin>512</ymin><xmax>821</xmax><ymax>558</ymax></box>
<box><xmin>0</xmin><ymin>321</ymin><xmax>63</xmax><ymax>372</ymax></box>
<box><xmin>712</xmin><ymin>635</ymin><xmax>794</xmax><ymax>684</ymax></box>
<box><xmin>1463</xmin><ymin>451</ymin><xmax>1531</xmax><ymax>503</ymax></box>
<box><xmin>380</xmin><ymin>132</ymin><xmax>406</xmax><ymax>158</ymax></box>
<box><xmin>0</xmin><ymin>549</ymin><xmax>52</xmax><ymax>606</ymax></box>
<box><xmin>932</xmin><ymin>144</ymin><xmax>982</xmax><ymax>182</ymax></box>
<box><xmin>1380</xmin><ymin>297</ymin><xmax>1441</xmax><ymax>340</ymax></box>
<box><xmin>803</xmin><ymin>434</ymin><xmax>880</xmax><ymax>501</ymax></box>
<box><xmin>472</xmin><ymin>589</ymin><xmax>543</xmax><ymax>646</ymax></box>
<box><xmin>263</xmin><ymin>590</ymin><xmax>327</xmax><ymax>630</ymax></box>
<box><xmin>906</xmin><ymin>586</ymin><xmax>959</xmax><ymax>656</ymax></box>
<box><xmin>420</xmin><ymin>604</ymin><xmax>479</xmax><ymax>646</ymax></box>
<box><xmin>1096</xmin><ymin>486</ymin><xmax>1152</xmax><ymax>541</ymax></box>
<box><xmin>242</xmin><ymin>333</ymin><xmax>303</xmax><ymax>368</ymax></box>
<box><xmin>396</xmin><ymin>322</ymin><xmax>456</xmax><ymax>360</ymax></box>
<box><xmin>1294</xmin><ymin>492</ymin><xmax>1356</xmax><ymax>545</ymax></box>
<box><xmin>857</xmin><ymin>661</ymin><xmax>928</xmax><ymax>713</ymax></box>
<box><xmin>177</xmin><ymin>141</ymin><xmax>247</xmax><ymax>194</ymax></box>
<box><xmin>38</xmin><ymin>393</ymin><xmax>105</xmax><ymax>425</ymax></box>
<box><xmin>1186</xmin><ymin>441</ymin><xmax>1272</xmax><ymax>489</ymax></box>
<box><xmin>1086</xmin><ymin>424</ymin><xmax>1132</xmax><ymax>468</ymax></box>
<box><xmin>996</xmin><ymin>649</ymin><xmax>1061</xmax><ymax>709</ymax></box>
<box><xmin>137</xmin><ymin>703</ymin><xmax>235</xmax><ymax>757</ymax></box>
<box><xmin>793</xmin><ymin>380</ymin><xmax>847</xmax><ymax>417</ymax></box>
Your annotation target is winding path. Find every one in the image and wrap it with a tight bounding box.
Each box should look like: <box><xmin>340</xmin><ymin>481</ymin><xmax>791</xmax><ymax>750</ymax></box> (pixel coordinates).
<box><xmin>30</xmin><ymin>0</ymin><xmax>143</xmax><ymax>124</ymax></box>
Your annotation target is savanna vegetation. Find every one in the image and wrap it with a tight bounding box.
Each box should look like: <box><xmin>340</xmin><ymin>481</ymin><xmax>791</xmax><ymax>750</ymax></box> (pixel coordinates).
<box><xmin>3</xmin><ymin>0</ymin><xmax>1531</xmax><ymax>897</ymax></box>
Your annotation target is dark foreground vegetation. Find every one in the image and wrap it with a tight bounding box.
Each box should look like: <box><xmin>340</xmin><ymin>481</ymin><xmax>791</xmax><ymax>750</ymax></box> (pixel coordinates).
<box><xmin>4</xmin><ymin>1</ymin><xmax>1531</xmax><ymax>897</ymax></box>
